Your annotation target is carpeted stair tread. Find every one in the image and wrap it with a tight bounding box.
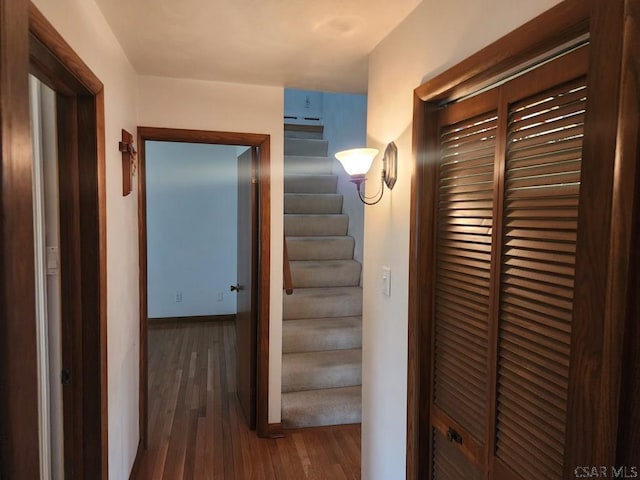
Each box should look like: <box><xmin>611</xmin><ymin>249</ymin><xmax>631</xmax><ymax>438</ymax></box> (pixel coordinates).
<box><xmin>284</xmin><ymin>193</ymin><xmax>343</xmax><ymax>214</ymax></box>
<box><xmin>282</xmin><ymin>349</ymin><xmax>361</xmax><ymax>392</ymax></box>
<box><xmin>282</xmin><ymin>386</ymin><xmax>361</xmax><ymax>429</ymax></box>
<box><xmin>284</xmin><ymin>214</ymin><xmax>348</xmax><ymax>236</ymax></box>
<box><xmin>290</xmin><ymin>259</ymin><xmax>361</xmax><ymax>288</ymax></box>
<box><xmin>284</xmin><ymin>124</ymin><xmax>324</xmax><ymax>140</ymax></box>
<box><xmin>284</xmin><ymin>155</ymin><xmax>333</xmax><ymax>175</ymax></box>
<box><xmin>280</xmin><ymin>122</ymin><xmax>363</xmax><ymax>429</ymax></box>
<box><xmin>284</xmin><ymin>174</ymin><xmax>338</xmax><ymax>194</ymax></box>
<box><xmin>282</xmin><ymin>316</ymin><xmax>362</xmax><ymax>353</ymax></box>
<box><xmin>285</xmin><ymin>236</ymin><xmax>355</xmax><ymax>260</ymax></box>
<box><xmin>283</xmin><ymin>286</ymin><xmax>362</xmax><ymax>320</ymax></box>
<box><xmin>284</xmin><ymin>137</ymin><xmax>329</xmax><ymax>156</ymax></box>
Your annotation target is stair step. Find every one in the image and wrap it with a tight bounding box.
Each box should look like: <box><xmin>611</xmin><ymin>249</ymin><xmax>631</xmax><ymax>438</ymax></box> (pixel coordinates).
<box><xmin>284</xmin><ymin>193</ymin><xmax>343</xmax><ymax>214</ymax></box>
<box><xmin>284</xmin><ymin>155</ymin><xmax>333</xmax><ymax>175</ymax></box>
<box><xmin>283</xmin><ymin>286</ymin><xmax>362</xmax><ymax>319</ymax></box>
<box><xmin>282</xmin><ymin>386</ymin><xmax>361</xmax><ymax>428</ymax></box>
<box><xmin>285</xmin><ymin>137</ymin><xmax>329</xmax><ymax>156</ymax></box>
<box><xmin>284</xmin><ymin>124</ymin><xmax>324</xmax><ymax>140</ymax></box>
<box><xmin>284</xmin><ymin>174</ymin><xmax>338</xmax><ymax>194</ymax></box>
<box><xmin>290</xmin><ymin>260</ymin><xmax>361</xmax><ymax>288</ymax></box>
<box><xmin>286</xmin><ymin>236</ymin><xmax>354</xmax><ymax>260</ymax></box>
<box><xmin>284</xmin><ymin>214</ymin><xmax>348</xmax><ymax>236</ymax></box>
<box><xmin>284</xmin><ymin>130</ymin><xmax>324</xmax><ymax>140</ymax></box>
<box><xmin>283</xmin><ymin>317</ymin><xmax>362</xmax><ymax>353</ymax></box>
<box><xmin>282</xmin><ymin>349</ymin><xmax>361</xmax><ymax>393</ymax></box>
<box><xmin>280</xmin><ymin>123</ymin><xmax>363</xmax><ymax>431</ymax></box>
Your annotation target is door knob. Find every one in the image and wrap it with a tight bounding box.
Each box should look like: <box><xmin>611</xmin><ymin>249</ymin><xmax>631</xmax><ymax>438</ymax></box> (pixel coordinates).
<box><xmin>230</xmin><ymin>284</ymin><xmax>242</xmax><ymax>292</ymax></box>
<box><xmin>446</xmin><ymin>427</ymin><xmax>463</xmax><ymax>444</ymax></box>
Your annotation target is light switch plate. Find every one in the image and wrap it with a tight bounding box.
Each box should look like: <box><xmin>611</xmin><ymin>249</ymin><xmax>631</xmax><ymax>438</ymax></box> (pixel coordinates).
<box><xmin>382</xmin><ymin>266</ymin><xmax>391</xmax><ymax>296</ymax></box>
<box><xmin>46</xmin><ymin>246</ymin><xmax>59</xmax><ymax>275</ymax></box>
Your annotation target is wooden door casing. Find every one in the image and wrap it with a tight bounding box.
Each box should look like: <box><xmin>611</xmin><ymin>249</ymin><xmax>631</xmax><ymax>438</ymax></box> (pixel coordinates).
<box><xmin>137</xmin><ymin>127</ymin><xmax>273</xmax><ymax>445</ymax></box>
<box><xmin>0</xmin><ymin>0</ymin><xmax>40</xmax><ymax>476</ymax></box>
<box><xmin>27</xmin><ymin>6</ymin><xmax>109</xmax><ymax>478</ymax></box>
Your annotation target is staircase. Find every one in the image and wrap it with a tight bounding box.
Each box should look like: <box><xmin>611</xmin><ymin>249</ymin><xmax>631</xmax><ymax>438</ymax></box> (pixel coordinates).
<box><xmin>281</xmin><ymin>124</ymin><xmax>363</xmax><ymax>429</ymax></box>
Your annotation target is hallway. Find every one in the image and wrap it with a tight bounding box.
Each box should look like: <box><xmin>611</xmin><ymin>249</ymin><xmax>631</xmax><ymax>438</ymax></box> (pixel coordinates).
<box><xmin>133</xmin><ymin>320</ymin><xmax>361</xmax><ymax>479</ymax></box>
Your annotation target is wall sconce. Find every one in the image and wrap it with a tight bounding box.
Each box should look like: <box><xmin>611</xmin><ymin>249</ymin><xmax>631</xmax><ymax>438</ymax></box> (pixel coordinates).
<box><xmin>335</xmin><ymin>141</ymin><xmax>397</xmax><ymax>205</ymax></box>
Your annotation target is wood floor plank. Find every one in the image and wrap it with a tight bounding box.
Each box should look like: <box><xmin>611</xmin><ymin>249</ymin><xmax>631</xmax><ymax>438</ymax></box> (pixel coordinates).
<box><xmin>133</xmin><ymin>319</ymin><xmax>362</xmax><ymax>479</ymax></box>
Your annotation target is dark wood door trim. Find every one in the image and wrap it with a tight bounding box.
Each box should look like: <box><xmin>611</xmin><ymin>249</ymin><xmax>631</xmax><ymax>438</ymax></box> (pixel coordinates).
<box><xmin>565</xmin><ymin>0</ymin><xmax>627</xmax><ymax>471</ymax></box>
<box><xmin>137</xmin><ymin>126</ymin><xmax>272</xmax><ymax>449</ymax></box>
<box><xmin>28</xmin><ymin>3</ymin><xmax>103</xmax><ymax>94</ymax></box>
<box><xmin>413</xmin><ymin>0</ymin><xmax>590</xmax><ymax>103</ymax></box>
<box><xmin>0</xmin><ymin>0</ymin><xmax>41</xmax><ymax>477</ymax></box>
<box><xmin>614</xmin><ymin>0</ymin><xmax>640</xmax><ymax>465</ymax></box>
<box><xmin>1</xmin><ymin>2</ymin><xmax>108</xmax><ymax>478</ymax></box>
<box><xmin>408</xmin><ymin>0</ymin><xmax>639</xmax><ymax>477</ymax></box>
<box><xmin>28</xmin><ymin>4</ymin><xmax>107</xmax><ymax>479</ymax></box>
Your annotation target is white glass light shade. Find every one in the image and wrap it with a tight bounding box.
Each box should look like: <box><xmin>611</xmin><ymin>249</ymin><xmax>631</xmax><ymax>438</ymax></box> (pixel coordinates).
<box><xmin>335</xmin><ymin>148</ymin><xmax>379</xmax><ymax>176</ymax></box>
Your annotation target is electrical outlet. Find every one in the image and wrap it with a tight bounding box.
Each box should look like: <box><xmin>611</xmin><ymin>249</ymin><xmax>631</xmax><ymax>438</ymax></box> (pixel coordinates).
<box><xmin>175</xmin><ymin>292</ymin><xmax>183</xmax><ymax>303</ymax></box>
<box><xmin>216</xmin><ymin>292</ymin><xmax>223</xmax><ymax>302</ymax></box>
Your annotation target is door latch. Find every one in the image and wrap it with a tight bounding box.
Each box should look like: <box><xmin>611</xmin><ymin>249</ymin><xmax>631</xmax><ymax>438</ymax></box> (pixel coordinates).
<box><xmin>61</xmin><ymin>369</ymin><xmax>71</xmax><ymax>385</ymax></box>
<box><xmin>447</xmin><ymin>427</ymin><xmax>463</xmax><ymax>444</ymax></box>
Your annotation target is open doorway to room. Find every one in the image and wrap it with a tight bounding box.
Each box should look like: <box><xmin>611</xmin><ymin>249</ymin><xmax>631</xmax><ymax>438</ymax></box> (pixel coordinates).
<box><xmin>29</xmin><ymin>74</ymin><xmax>65</xmax><ymax>480</ymax></box>
<box><xmin>135</xmin><ymin>128</ymin><xmax>272</xmax><ymax>476</ymax></box>
<box><xmin>19</xmin><ymin>8</ymin><xmax>109</xmax><ymax>479</ymax></box>
<box><xmin>144</xmin><ymin>142</ymin><xmax>241</xmax><ymax>326</ymax></box>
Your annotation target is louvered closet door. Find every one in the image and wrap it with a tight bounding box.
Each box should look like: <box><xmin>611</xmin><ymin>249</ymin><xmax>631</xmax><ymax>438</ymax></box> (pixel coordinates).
<box><xmin>431</xmin><ymin>91</ymin><xmax>499</xmax><ymax>479</ymax></box>
<box><xmin>428</xmin><ymin>45</ymin><xmax>589</xmax><ymax>480</ymax></box>
<box><xmin>492</xmin><ymin>65</ymin><xmax>588</xmax><ymax>479</ymax></box>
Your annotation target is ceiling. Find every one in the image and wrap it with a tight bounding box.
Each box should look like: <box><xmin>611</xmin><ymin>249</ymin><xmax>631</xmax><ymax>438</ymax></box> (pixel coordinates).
<box><xmin>93</xmin><ymin>0</ymin><xmax>422</xmax><ymax>93</ymax></box>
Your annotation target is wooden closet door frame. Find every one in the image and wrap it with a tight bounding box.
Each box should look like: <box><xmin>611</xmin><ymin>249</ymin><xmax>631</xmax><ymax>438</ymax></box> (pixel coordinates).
<box><xmin>1</xmin><ymin>2</ymin><xmax>108</xmax><ymax>478</ymax></box>
<box><xmin>407</xmin><ymin>0</ymin><xmax>639</xmax><ymax>478</ymax></box>
<box><xmin>614</xmin><ymin>0</ymin><xmax>640</xmax><ymax>465</ymax></box>
<box><xmin>0</xmin><ymin>0</ymin><xmax>40</xmax><ymax>476</ymax></box>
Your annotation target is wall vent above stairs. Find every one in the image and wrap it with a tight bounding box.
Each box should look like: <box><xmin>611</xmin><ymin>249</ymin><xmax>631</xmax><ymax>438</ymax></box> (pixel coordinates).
<box><xmin>282</xmin><ymin>124</ymin><xmax>363</xmax><ymax>429</ymax></box>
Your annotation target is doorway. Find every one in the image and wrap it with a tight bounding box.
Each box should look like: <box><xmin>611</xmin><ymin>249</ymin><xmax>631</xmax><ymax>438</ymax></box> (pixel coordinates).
<box><xmin>29</xmin><ymin>75</ymin><xmax>64</xmax><ymax>480</ymax></box>
<box><xmin>137</xmin><ymin>127</ymin><xmax>272</xmax><ymax>451</ymax></box>
<box><xmin>30</xmin><ymin>19</ymin><xmax>108</xmax><ymax>480</ymax></box>
<box><xmin>0</xmin><ymin>5</ymin><xmax>108</xmax><ymax>478</ymax></box>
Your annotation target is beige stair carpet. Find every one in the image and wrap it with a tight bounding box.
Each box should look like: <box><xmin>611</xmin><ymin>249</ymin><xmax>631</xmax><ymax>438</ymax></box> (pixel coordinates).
<box><xmin>281</xmin><ymin>124</ymin><xmax>363</xmax><ymax>429</ymax></box>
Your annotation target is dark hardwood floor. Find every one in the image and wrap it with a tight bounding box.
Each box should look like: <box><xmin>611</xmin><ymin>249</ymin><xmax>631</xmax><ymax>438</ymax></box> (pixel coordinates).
<box><xmin>133</xmin><ymin>319</ymin><xmax>361</xmax><ymax>479</ymax></box>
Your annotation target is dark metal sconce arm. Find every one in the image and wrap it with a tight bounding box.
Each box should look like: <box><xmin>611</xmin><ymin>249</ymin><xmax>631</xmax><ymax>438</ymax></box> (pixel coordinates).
<box><xmin>351</xmin><ymin>173</ymin><xmax>385</xmax><ymax>205</ymax></box>
<box><xmin>351</xmin><ymin>141</ymin><xmax>398</xmax><ymax>206</ymax></box>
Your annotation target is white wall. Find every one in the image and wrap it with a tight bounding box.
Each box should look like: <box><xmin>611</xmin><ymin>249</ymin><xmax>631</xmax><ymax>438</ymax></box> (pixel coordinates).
<box><xmin>146</xmin><ymin>141</ymin><xmax>238</xmax><ymax>318</ymax></box>
<box><xmin>137</xmin><ymin>75</ymin><xmax>284</xmax><ymax>424</ymax></box>
<box><xmin>322</xmin><ymin>93</ymin><xmax>368</xmax><ymax>265</ymax></box>
<box><xmin>284</xmin><ymin>89</ymin><xmax>323</xmax><ymax>123</ymax></box>
<box><xmin>362</xmin><ymin>0</ymin><xmax>563</xmax><ymax>478</ymax></box>
<box><xmin>31</xmin><ymin>0</ymin><xmax>140</xmax><ymax>478</ymax></box>
<box><xmin>284</xmin><ymin>89</ymin><xmax>368</xmax><ymax>264</ymax></box>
